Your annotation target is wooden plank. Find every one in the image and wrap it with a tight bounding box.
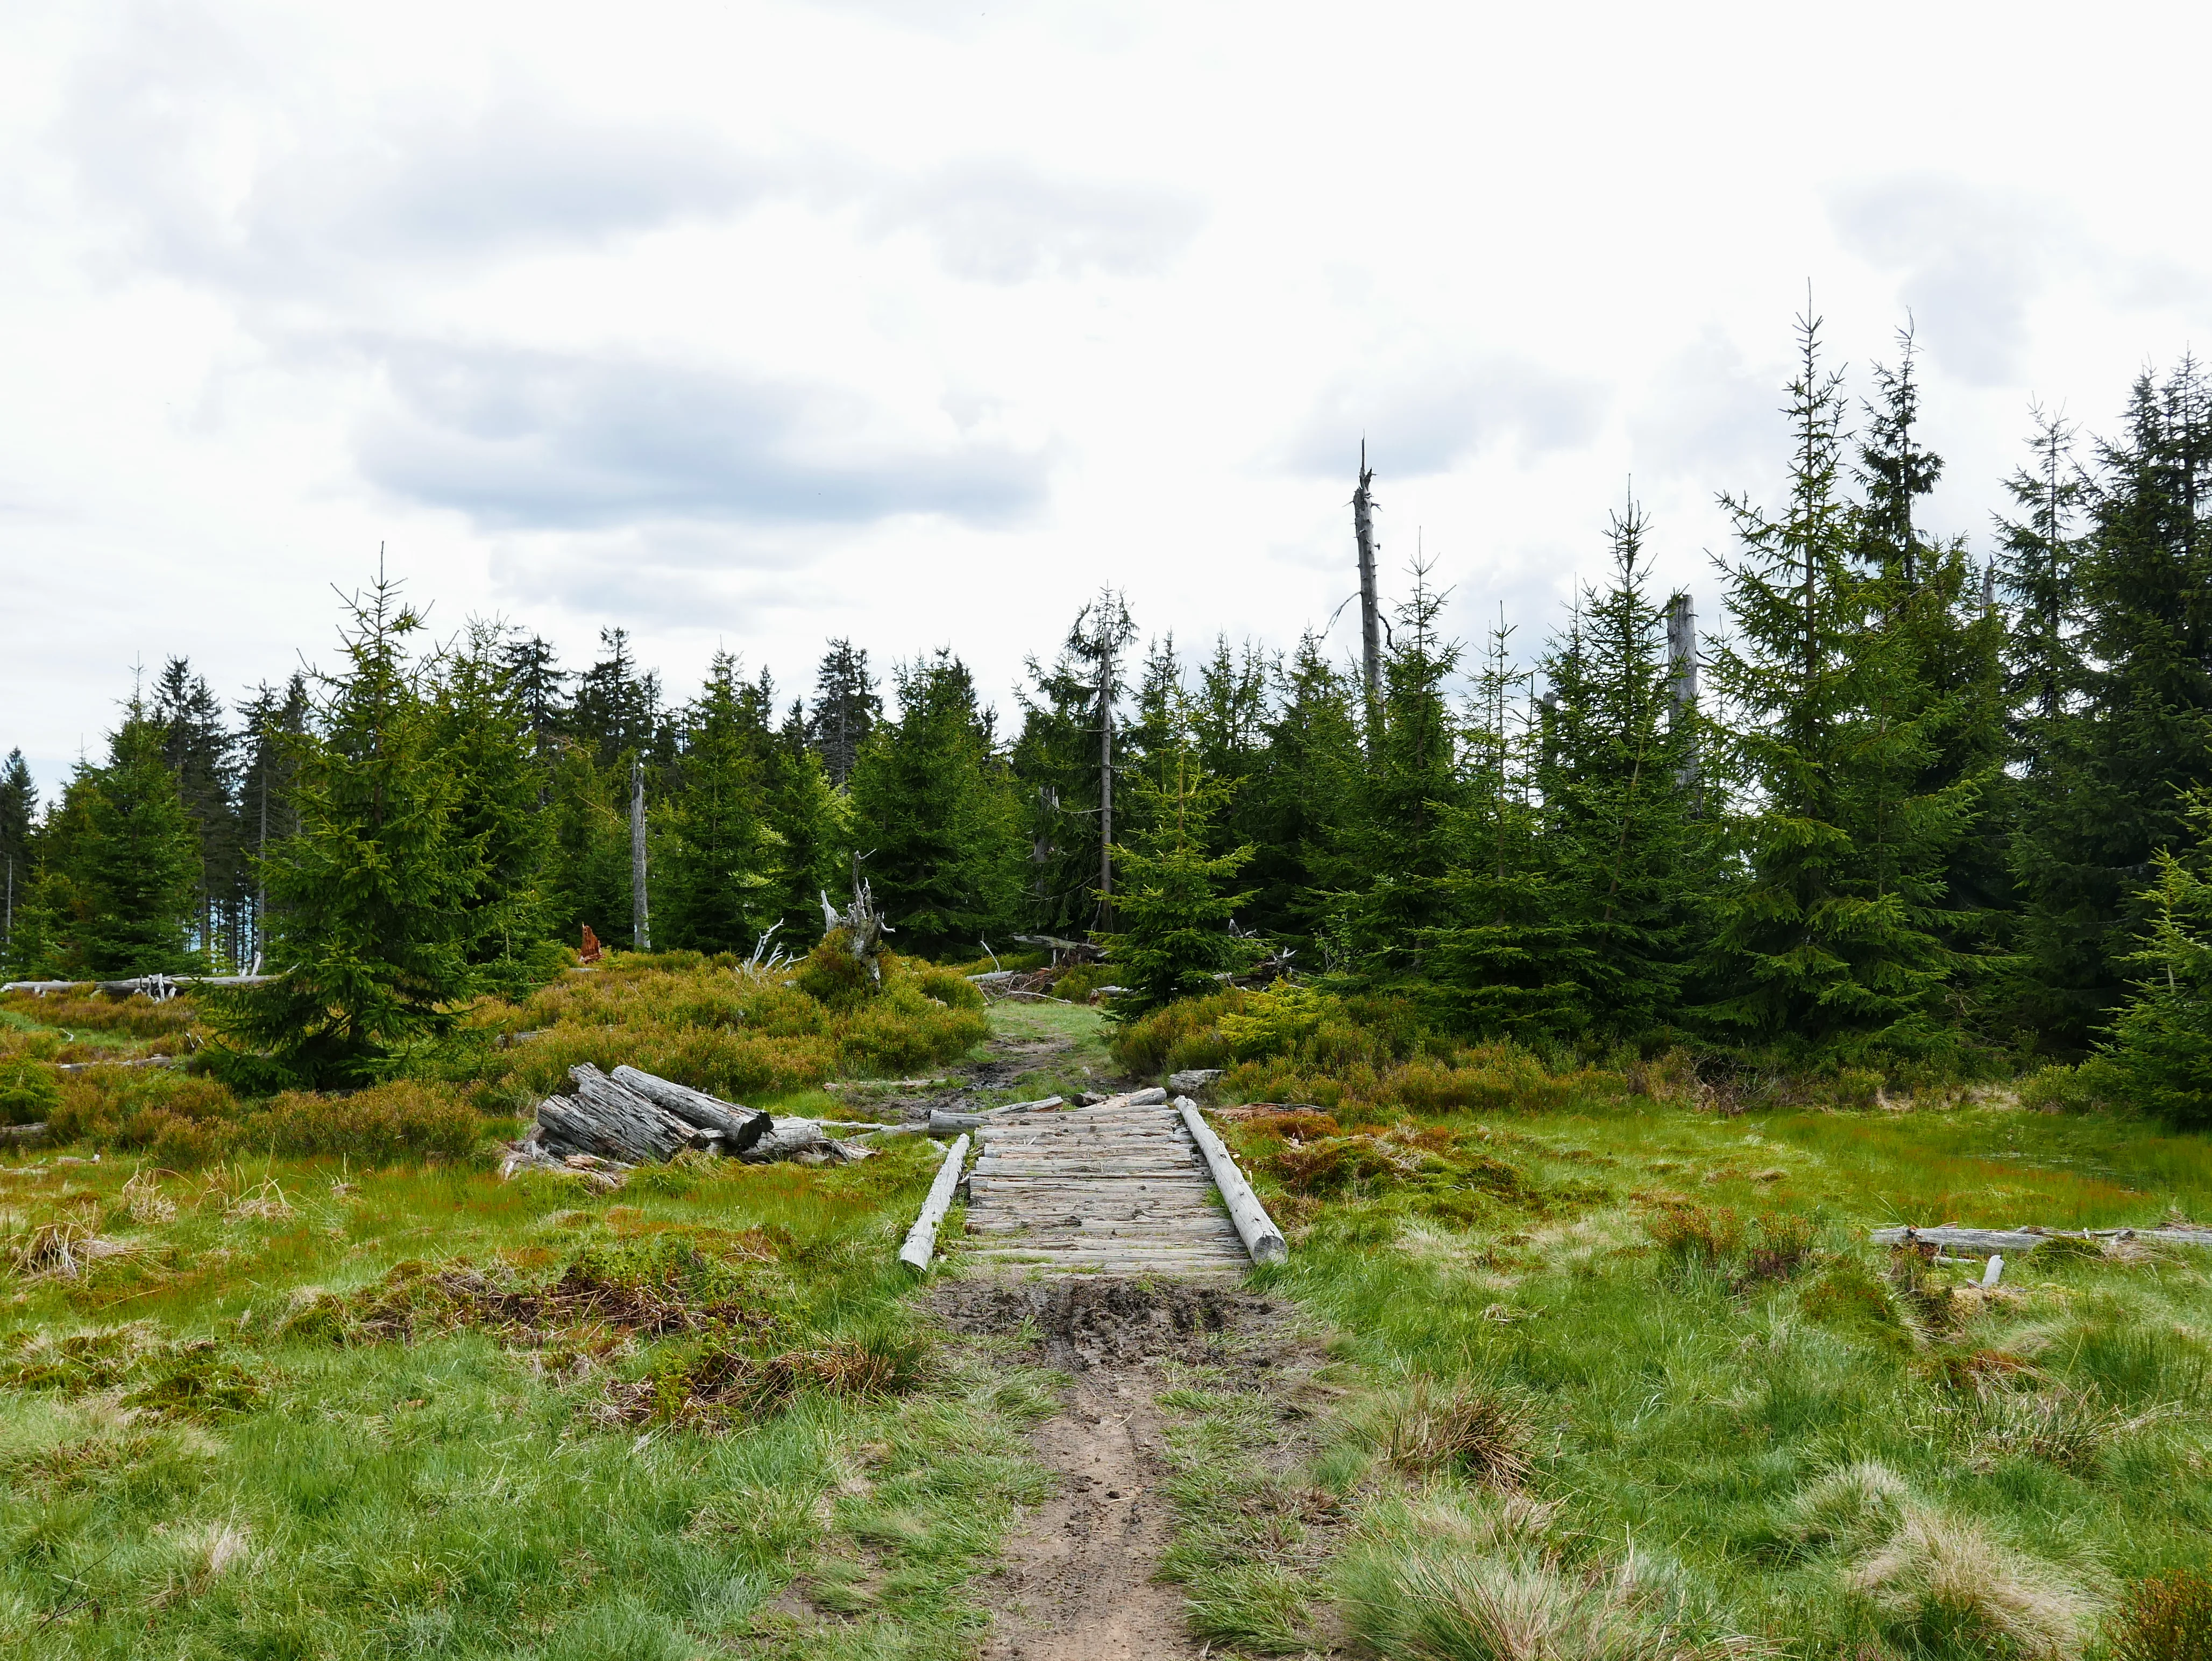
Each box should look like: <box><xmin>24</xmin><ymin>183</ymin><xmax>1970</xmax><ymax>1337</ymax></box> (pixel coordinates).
<box><xmin>898</xmin><ymin>1134</ymin><xmax>970</xmax><ymax>1270</ymax></box>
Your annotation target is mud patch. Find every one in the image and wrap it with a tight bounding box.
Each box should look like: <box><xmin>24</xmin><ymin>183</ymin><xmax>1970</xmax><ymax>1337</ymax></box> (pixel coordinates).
<box><xmin>933</xmin><ymin>1276</ymin><xmax>1271</xmax><ymax>1371</ymax></box>
<box><xmin>928</xmin><ymin>1277</ymin><xmax>1315</xmax><ymax>1660</ymax></box>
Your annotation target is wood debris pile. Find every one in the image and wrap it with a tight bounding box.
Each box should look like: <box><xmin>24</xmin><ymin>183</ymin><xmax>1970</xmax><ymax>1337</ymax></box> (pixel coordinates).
<box><xmin>502</xmin><ymin>1063</ymin><xmax>882</xmax><ymax>1183</ymax></box>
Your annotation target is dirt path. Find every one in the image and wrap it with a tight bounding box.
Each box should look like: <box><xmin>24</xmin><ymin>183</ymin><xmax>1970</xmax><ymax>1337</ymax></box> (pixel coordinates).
<box><xmin>934</xmin><ymin>1279</ymin><xmax>1283</xmax><ymax>1661</ymax></box>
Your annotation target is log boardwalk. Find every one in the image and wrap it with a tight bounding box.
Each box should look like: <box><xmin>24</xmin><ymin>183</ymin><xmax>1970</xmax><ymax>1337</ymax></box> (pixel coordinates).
<box><xmin>959</xmin><ymin>1090</ymin><xmax>1264</xmax><ymax>1275</ymax></box>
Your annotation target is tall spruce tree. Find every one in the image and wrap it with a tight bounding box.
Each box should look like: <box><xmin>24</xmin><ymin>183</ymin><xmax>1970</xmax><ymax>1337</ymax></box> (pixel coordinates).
<box><xmin>434</xmin><ymin>622</ymin><xmax>552</xmax><ymax>991</ymax></box>
<box><xmin>1336</xmin><ymin>564</ymin><xmax>1466</xmax><ymax>994</ymax></box>
<box><xmin>570</xmin><ymin>627</ymin><xmax>665</xmax><ymax>771</ymax></box>
<box><xmin>849</xmin><ymin>650</ymin><xmax>1020</xmax><ymax>957</ymax></box>
<box><xmin>38</xmin><ymin>711</ymin><xmax>203</xmax><ymax>978</ymax></box>
<box><xmin>1521</xmin><ymin>498</ymin><xmax>1710</xmax><ymax>1039</ymax></box>
<box><xmin>1854</xmin><ymin>331</ymin><xmax>2011</xmax><ymax>975</ymax></box>
<box><xmin>0</xmin><ymin>750</ymin><xmax>34</xmax><ymax>962</ymax></box>
<box><xmin>2008</xmin><ymin>361</ymin><xmax>2212</xmax><ymax>1049</ymax></box>
<box><xmin>806</xmin><ymin>639</ymin><xmax>881</xmax><ymax>787</ymax></box>
<box><xmin>660</xmin><ymin>652</ymin><xmax>776</xmax><ymax>954</ymax></box>
<box><xmin>211</xmin><ymin>572</ymin><xmax>476</xmax><ymax>1085</ymax></box>
<box><xmin>1244</xmin><ymin>634</ymin><xmax>1362</xmax><ymax>946</ymax></box>
<box><xmin>1100</xmin><ymin>700</ymin><xmax>1265</xmax><ymax>1019</ymax></box>
<box><xmin>151</xmin><ymin>657</ymin><xmax>243</xmax><ymax>967</ymax></box>
<box><xmin>1699</xmin><ymin>313</ymin><xmax>1973</xmax><ymax>1057</ymax></box>
<box><xmin>1012</xmin><ymin>592</ymin><xmax>1137</xmax><ymax>934</ymax></box>
<box><xmin>764</xmin><ymin>702</ymin><xmax>849</xmax><ymax>940</ymax></box>
<box><xmin>237</xmin><ymin>675</ymin><xmax>310</xmax><ymax>966</ymax></box>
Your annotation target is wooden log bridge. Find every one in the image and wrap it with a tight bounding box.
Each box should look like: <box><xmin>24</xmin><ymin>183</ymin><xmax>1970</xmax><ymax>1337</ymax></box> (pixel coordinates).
<box><xmin>954</xmin><ymin>1088</ymin><xmax>1284</xmax><ymax>1276</ymax></box>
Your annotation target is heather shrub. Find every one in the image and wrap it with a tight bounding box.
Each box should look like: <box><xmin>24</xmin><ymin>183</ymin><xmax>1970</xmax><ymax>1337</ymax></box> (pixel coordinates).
<box><xmin>0</xmin><ymin>1055</ymin><xmax>60</xmax><ymax>1126</ymax></box>
<box><xmin>239</xmin><ymin>1080</ymin><xmax>483</xmax><ymax>1163</ymax></box>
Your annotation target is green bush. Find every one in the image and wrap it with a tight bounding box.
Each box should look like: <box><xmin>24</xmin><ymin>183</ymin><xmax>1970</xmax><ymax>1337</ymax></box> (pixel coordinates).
<box><xmin>240</xmin><ymin>1080</ymin><xmax>484</xmax><ymax>1163</ymax></box>
<box><xmin>0</xmin><ymin>1055</ymin><xmax>60</xmax><ymax>1126</ymax></box>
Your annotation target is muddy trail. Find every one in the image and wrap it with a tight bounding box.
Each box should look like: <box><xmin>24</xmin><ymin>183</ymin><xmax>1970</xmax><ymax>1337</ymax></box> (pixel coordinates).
<box><xmin>932</xmin><ymin>1279</ymin><xmax>1311</xmax><ymax>1661</ymax></box>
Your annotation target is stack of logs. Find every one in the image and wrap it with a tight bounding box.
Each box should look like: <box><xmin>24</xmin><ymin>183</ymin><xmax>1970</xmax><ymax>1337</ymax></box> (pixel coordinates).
<box><xmin>504</xmin><ymin>1063</ymin><xmax>881</xmax><ymax>1181</ymax></box>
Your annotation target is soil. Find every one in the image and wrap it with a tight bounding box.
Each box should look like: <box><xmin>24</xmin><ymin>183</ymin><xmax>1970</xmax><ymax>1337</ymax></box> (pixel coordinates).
<box><xmin>930</xmin><ymin>1278</ymin><xmax>1298</xmax><ymax>1660</ymax></box>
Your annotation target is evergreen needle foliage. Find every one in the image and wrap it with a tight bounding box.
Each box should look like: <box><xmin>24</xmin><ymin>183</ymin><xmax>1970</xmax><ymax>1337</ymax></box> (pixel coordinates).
<box><xmin>210</xmin><ymin>573</ymin><xmax>477</xmax><ymax>1087</ymax></box>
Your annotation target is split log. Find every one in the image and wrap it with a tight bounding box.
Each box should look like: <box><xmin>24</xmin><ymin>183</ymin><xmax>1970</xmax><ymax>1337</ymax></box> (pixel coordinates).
<box><xmin>537</xmin><ymin>1065</ymin><xmax>700</xmax><ymax>1164</ymax></box>
<box><xmin>898</xmin><ymin>1133</ymin><xmax>970</xmax><ymax>1269</ymax></box>
<box><xmin>1176</xmin><ymin>1096</ymin><xmax>1287</xmax><ymax>1265</ymax></box>
<box><xmin>611</xmin><ymin>1066</ymin><xmax>767</xmax><ymax>1153</ymax></box>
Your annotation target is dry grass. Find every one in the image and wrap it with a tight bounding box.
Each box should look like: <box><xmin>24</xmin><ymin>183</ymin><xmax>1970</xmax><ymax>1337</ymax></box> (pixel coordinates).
<box><xmin>1359</xmin><ymin>1375</ymin><xmax>1533</xmax><ymax>1486</ymax></box>
<box><xmin>1846</xmin><ymin>1506</ymin><xmax>2095</xmax><ymax>1659</ymax></box>
<box><xmin>2109</xmin><ymin>1569</ymin><xmax>2212</xmax><ymax>1661</ymax></box>
<box><xmin>1785</xmin><ymin>1460</ymin><xmax>1910</xmax><ymax>1552</ymax></box>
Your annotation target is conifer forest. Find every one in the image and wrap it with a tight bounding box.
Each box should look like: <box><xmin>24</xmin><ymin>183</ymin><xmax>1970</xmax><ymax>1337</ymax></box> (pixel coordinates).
<box><xmin>8</xmin><ymin>318</ymin><xmax>2212</xmax><ymax>1661</ymax></box>
<box><xmin>7</xmin><ymin>320</ymin><xmax>2210</xmax><ymax>1115</ymax></box>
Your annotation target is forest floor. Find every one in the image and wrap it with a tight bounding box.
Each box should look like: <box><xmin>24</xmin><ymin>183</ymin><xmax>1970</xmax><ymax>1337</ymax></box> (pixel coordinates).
<box><xmin>4</xmin><ymin>990</ymin><xmax>2212</xmax><ymax>1658</ymax></box>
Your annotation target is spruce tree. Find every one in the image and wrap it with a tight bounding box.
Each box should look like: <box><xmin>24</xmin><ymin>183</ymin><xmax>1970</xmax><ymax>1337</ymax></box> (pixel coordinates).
<box><xmin>1100</xmin><ymin>705</ymin><xmax>1265</xmax><ymax>1020</ymax></box>
<box><xmin>570</xmin><ymin>627</ymin><xmax>665</xmax><ymax>770</ymax></box>
<box><xmin>2009</xmin><ymin>361</ymin><xmax>2212</xmax><ymax>1049</ymax></box>
<box><xmin>849</xmin><ymin>650</ymin><xmax>1021</xmax><ymax>958</ymax></box>
<box><xmin>210</xmin><ymin>572</ymin><xmax>475</xmax><ymax>1085</ymax></box>
<box><xmin>1854</xmin><ymin>331</ymin><xmax>2011</xmax><ymax>982</ymax></box>
<box><xmin>660</xmin><ymin>651</ymin><xmax>776</xmax><ymax>954</ymax></box>
<box><xmin>764</xmin><ymin>702</ymin><xmax>850</xmax><ymax>940</ymax></box>
<box><xmin>1243</xmin><ymin>634</ymin><xmax>1362</xmax><ymax>946</ymax></box>
<box><xmin>806</xmin><ymin>639</ymin><xmax>881</xmax><ymax>786</ymax></box>
<box><xmin>1336</xmin><ymin>564</ymin><xmax>1466</xmax><ymax>994</ymax></box>
<box><xmin>433</xmin><ymin>621</ymin><xmax>552</xmax><ymax>992</ymax></box>
<box><xmin>541</xmin><ymin>742</ymin><xmax>633</xmax><ymax>950</ymax></box>
<box><xmin>0</xmin><ymin>749</ymin><xmax>34</xmax><ymax>963</ymax></box>
<box><xmin>2097</xmin><ymin>790</ymin><xmax>2212</xmax><ymax>1126</ymax></box>
<box><xmin>1012</xmin><ymin>592</ymin><xmax>1137</xmax><ymax>934</ymax></box>
<box><xmin>497</xmin><ymin>631</ymin><xmax>570</xmax><ymax>768</ymax></box>
<box><xmin>1521</xmin><ymin>498</ymin><xmax>1710</xmax><ymax>1039</ymax></box>
<box><xmin>40</xmin><ymin>712</ymin><xmax>203</xmax><ymax>978</ymax></box>
<box><xmin>151</xmin><ymin>657</ymin><xmax>243</xmax><ymax>967</ymax></box>
<box><xmin>237</xmin><ymin>675</ymin><xmax>310</xmax><ymax>965</ymax></box>
<box><xmin>1699</xmin><ymin>313</ymin><xmax>1973</xmax><ymax>1057</ymax></box>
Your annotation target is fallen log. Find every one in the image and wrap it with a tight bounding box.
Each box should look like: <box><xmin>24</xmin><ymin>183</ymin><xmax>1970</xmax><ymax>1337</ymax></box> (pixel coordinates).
<box><xmin>1176</xmin><ymin>1096</ymin><xmax>1287</xmax><ymax>1265</ymax></box>
<box><xmin>55</xmin><ymin>1054</ymin><xmax>182</xmax><ymax>1075</ymax></box>
<box><xmin>1</xmin><ymin>974</ymin><xmax>281</xmax><ymax>998</ymax></box>
<box><xmin>538</xmin><ymin>1065</ymin><xmax>703</xmax><ymax>1164</ymax></box>
<box><xmin>1</xmin><ymin>1123</ymin><xmax>48</xmax><ymax>1146</ymax></box>
<box><xmin>898</xmin><ymin>1133</ymin><xmax>970</xmax><ymax>1269</ymax></box>
<box><xmin>611</xmin><ymin>1066</ymin><xmax>768</xmax><ymax>1153</ymax></box>
<box><xmin>1870</xmin><ymin>1224</ymin><xmax>2212</xmax><ymax>1253</ymax></box>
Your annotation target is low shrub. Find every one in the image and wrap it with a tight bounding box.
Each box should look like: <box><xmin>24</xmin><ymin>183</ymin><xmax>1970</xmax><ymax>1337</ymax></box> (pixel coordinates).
<box><xmin>2019</xmin><ymin>1062</ymin><xmax>2121</xmax><ymax>1115</ymax></box>
<box><xmin>44</xmin><ymin>1067</ymin><xmax>483</xmax><ymax>1166</ymax></box>
<box><xmin>0</xmin><ymin>990</ymin><xmax>202</xmax><ymax>1039</ymax></box>
<box><xmin>2109</xmin><ymin>1570</ymin><xmax>2212</xmax><ymax>1661</ymax></box>
<box><xmin>240</xmin><ymin>1080</ymin><xmax>483</xmax><ymax>1163</ymax></box>
<box><xmin>0</xmin><ymin>1055</ymin><xmax>60</xmax><ymax>1125</ymax></box>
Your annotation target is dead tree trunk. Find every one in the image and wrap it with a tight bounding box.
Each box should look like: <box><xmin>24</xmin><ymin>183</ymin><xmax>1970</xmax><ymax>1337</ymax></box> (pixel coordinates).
<box><xmin>537</xmin><ymin>1064</ymin><xmax>702</xmax><ymax>1163</ymax></box>
<box><xmin>630</xmin><ymin>757</ymin><xmax>651</xmax><ymax>952</ymax></box>
<box><xmin>1354</xmin><ymin>443</ymin><xmax>1381</xmax><ymax>722</ymax></box>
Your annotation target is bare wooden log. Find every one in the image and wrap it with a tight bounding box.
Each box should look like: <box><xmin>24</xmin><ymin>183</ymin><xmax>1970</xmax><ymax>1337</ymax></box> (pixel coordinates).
<box><xmin>1176</xmin><ymin>1096</ymin><xmax>1287</xmax><ymax>1265</ymax></box>
<box><xmin>930</xmin><ymin>1109</ymin><xmax>984</xmax><ymax>1134</ymax></box>
<box><xmin>898</xmin><ymin>1133</ymin><xmax>970</xmax><ymax>1269</ymax></box>
<box><xmin>610</xmin><ymin>1066</ymin><xmax>767</xmax><ymax>1152</ymax></box>
<box><xmin>743</xmin><ymin>1118</ymin><xmax>829</xmax><ymax>1163</ymax></box>
<box><xmin>1871</xmin><ymin>1224</ymin><xmax>2212</xmax><ymax>1252</ymax></box>
<box><xmin>2</xmin><ymin>974</ymin><xmax>280</xmax><ymax>997</ymax></box>
<box><xmin>55</xmin><ymin>1055</ymin><xmax>182</xmax><ymax>1075</ymax></box>
<box><xmin>538</xmin><ymin>1065</ymin><xmax>698</xmax><ymax>1164</ymax></box>
<box><xmin>1</xmin><ymin>1122</ymin><xmax>48</xmax><ymax>1146</ymax></box>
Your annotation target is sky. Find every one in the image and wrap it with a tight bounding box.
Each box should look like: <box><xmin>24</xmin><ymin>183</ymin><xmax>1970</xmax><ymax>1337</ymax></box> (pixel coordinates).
<box><xmin>6</xmin><ymin>0</ymin><xmax>2211</xmax><ymax>801</ymax></box>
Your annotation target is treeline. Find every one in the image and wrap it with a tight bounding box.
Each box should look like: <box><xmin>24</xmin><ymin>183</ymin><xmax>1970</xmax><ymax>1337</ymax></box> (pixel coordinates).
<box><xmin>6</xmin><ymin>316</ymin><xmax>2211</xmax><ymax>1103</ymax></box>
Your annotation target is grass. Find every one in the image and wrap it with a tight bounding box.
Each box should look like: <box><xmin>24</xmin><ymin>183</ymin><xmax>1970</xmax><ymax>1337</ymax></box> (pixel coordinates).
<box><xmin>10</xmin><ymin>972</ymin><xmax>2212</xmax><ymax>1659</ymax></box>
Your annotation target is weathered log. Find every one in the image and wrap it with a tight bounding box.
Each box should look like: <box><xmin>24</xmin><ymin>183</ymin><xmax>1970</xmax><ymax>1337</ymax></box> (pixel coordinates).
<box><xmin>538</xmin><ymin>1065</ymin><xmax>698</xmax><ymax>1164</ymax></box>
<box><xmin>55</xmin><ymin>1055</ymin><xmax>182</xmax><ymax>1075</ymax></box>
<box><xmin>610</xmin><ymin>1066</ymin><xmax>764</xmax><ymax>1149</ymax></box>
<box><xmin>930</xmin><ymin>1109</ymin><xmax>984</xmax><ymax>1134</ymax></box>
<box><xmin>989</xmin><ymin>1095</ymin><xmax>1065</xmax><ymax>1117</ymax></box>
<box><xmin>1167</xmin><ymin>1069</ymin><xmax>1224</xmax><ymax>1096</ymax></box>
<box><xmin>1</xmin><ymin>1122</ymin><xmax>48</xmax><ymax>1146</ymax></box>
<box><xmin>2</xmin><ymin>974</ymin><xmax>280</xmax><ymax>998</ymax></box>
<box><xmin>1176</xmin><ymin>1096</ymin><xmax>1287</xmax><ymax>1265</ymax></box>
<box><xmin>899</xmin><ymin>1133</ymin><xmax>970</xmax><ymax>1269</ymax></box>
<box><xmin>1870</xmin><ymin>1224</ymin><xmax>2212</xmax><ymax>1253</ymax></box>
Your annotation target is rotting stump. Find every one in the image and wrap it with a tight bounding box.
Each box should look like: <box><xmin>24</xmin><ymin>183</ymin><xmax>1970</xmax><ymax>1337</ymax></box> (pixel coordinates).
<box><xmin>960</xmin><ymin>1094</ymin><xmax>1257</xmax><ymax>1276</ymax></box>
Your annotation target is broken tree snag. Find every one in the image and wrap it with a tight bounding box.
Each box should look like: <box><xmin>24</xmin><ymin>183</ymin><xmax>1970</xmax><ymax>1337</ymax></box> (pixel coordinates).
<box><xmin>537</xmin><ymin>1064</ymin><xmax>701</xmax><ymax>1164</ymax></box>
<box><xmin>898</xmin><ymin>1133</ymin><xmax>970</xmax><ymax>1270</ymax></box>
<box><xmin>1176</xmin><ymin>1096</ymin><xmax>1287</xmax><ymax>1265</ymax></box>
<box><xmin>819</xmin><ymin>877</ymin><xmax>891</xmax><ymax>982</ymax></box>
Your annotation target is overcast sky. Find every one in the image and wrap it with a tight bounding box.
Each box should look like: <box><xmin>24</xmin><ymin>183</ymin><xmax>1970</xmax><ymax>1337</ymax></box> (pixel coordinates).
<box><xmin>6</xmin><ymin>1</ymin><xmax>2210</xmax><ymax>798</ymax></box>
